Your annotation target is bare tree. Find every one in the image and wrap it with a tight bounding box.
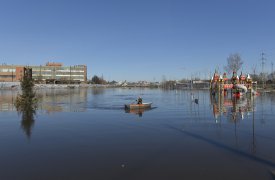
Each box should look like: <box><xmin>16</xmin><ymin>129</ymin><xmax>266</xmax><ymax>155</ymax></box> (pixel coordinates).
<box><xmin>224</xmin><ymin>53</ymin><xmax>243</xmax><ymax>74</ymax></box>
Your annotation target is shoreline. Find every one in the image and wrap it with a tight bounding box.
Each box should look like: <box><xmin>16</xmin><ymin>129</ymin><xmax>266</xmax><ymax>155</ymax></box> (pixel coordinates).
<box><xmin>0</xmin><ymin>83</ymin><xmax>159</xmax><ymax>90</ymax></box>
<box><xmin>1</xmin><ymin>82</ymin><xmax>275</xmax><ymax>92</ymax></box>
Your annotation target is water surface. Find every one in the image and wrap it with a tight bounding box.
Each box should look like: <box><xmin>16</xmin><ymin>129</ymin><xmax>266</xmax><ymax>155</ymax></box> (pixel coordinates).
<box><xmin>0</xmin><ymin>88</ymin><xmax>275</xmax><ymax>180</ymax></box>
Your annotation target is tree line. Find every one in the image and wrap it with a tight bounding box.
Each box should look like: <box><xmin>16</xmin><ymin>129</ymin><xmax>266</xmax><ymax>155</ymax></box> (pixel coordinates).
<box><xmin>89</xmin><ymin>75</ymin><xmax>107</xmax><ymax>84</ymax></box>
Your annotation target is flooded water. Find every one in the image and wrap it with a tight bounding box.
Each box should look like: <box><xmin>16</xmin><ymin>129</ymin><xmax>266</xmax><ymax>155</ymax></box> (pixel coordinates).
<box><xmin>0</xmin><ymin>88</ymin><xmax>275</xmax><ymax>180</ymax></box>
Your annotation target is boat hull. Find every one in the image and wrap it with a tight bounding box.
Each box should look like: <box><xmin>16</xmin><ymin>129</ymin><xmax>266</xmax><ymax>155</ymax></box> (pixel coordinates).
<box><xmin>125</xmin><ymin>103</ymin><xmax>152</xmax><ymax>109</ymax></box>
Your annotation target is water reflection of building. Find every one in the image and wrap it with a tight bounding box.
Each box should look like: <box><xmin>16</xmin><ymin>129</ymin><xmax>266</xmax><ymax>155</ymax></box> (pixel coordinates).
<box><xmin>0</xmin><ymin>90</ymin><xmax>17</xmax><ymax>112</ymax></box>
<box><xmin>0</xmin><ymin>88</ymin><xmax>88</xmax><ymax>113</ymax></box>
<box><xmin>37</xmin><ymin>88</ymin><xmax>88</xmax><ymax>113</ymax></box>
<box><xmin>210</xmin><ymin>94</ymin><xmax>255</xmax><ymax>122</ymax></box>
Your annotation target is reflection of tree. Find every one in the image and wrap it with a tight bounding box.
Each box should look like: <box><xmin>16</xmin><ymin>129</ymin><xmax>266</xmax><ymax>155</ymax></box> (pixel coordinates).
<box><xmin>92</xmin><ymin>88</ymin><xmax>105</xmax><ymax>95</ymax></box>
<box><xmin>20</xmin><ymin>103</ymin><xmax>36</xmax><ymax>138</ymax></box>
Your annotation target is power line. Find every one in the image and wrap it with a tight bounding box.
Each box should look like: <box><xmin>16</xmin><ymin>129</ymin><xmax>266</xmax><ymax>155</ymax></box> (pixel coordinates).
<box><xmin>260</xmin><ymin>52</ymin><xmax>266</xmax><ymax>88</ymax></box>
<box><xmin>272</xmin><ymin>61</ymin><xmax>274</xmax><ymax>80</ymax></box>
<box><xmin>260</xmin><ymin>52</ymin><xmax>266</xmax><ymax>75</ymax></box>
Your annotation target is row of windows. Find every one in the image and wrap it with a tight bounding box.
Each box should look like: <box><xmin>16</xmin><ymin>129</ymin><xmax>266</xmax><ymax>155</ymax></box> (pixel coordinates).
<box><xmin>1</xmin><ymin>67</ymin><xmax>85</xmax><ymax>72</ymax></box>
<box><xmin>32</xmin><ymin>71</ymin><xmax>85</xmax><ymax>74</ymax></box>
<box><xmin>0</xmin><ymin>75</ymin><xmax>16</xmax><ymax>78</ymax></box>
<box><xmin>32</xmin><ymin>74</ymin><xmax>84</xmax><ymax>78</ymax></box>
<box><xmin>55</xmin><ymin>75</ymin><xmax>84</xmax><ymax>77</ymax></box>
<box><xmin>32</xmin><ymin>76</ymin><xmax>84</xmax><ymax>80</ymax></box>
<box><xmin>0</xmin><ymin>69</ymin><xmax>16</xmax><ymax>72</ymax></box>
<box><xmin>32</xmin><ymin>69</ymin><xmax>84</xmax><ymax>72</ymax></box>
<box><xmin>31</xmin><ymin>67</ymin><xmax>85</xmax><ymax>71</ymax></box>
<box><xmin>32</xmin><ymin>72</ymin><xmax>85</xmax><ymax>76</ymax></box>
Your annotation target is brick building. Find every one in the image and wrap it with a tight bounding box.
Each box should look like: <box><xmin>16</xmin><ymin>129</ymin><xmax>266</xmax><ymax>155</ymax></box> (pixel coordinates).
<box><xmin>0</xmin><ymin>62</ymin><xmax>87</xmax><ymax>83</ymax></box>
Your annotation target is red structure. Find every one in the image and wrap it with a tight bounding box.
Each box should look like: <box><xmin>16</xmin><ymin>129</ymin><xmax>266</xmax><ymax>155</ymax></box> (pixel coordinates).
<box><xmin>210</xmin><ymin>70</ymin><xmax>258</xmax><ymax>97</ymax></box>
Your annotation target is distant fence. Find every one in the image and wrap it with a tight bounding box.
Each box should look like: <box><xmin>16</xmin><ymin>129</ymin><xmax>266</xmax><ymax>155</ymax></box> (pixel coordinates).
<box><xmin>175</xmin><ymin>80</ymin><xmax>210</xmax><ymax>89</ymax></box>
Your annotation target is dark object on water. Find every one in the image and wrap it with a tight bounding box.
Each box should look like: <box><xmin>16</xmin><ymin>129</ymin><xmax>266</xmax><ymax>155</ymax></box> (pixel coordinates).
<box><xmin>191</xmin><ymin>93</ymin><xmax>199</xmax><ymax>104</ymax></box>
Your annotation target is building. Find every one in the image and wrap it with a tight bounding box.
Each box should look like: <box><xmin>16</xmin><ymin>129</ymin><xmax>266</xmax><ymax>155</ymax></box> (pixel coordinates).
<box><xmin>0</xmin><ymin>62</ymin><xmax>87</xmax><ymax>83</ymax></box>
<box><xmin>0</xmin><ymin>64</ymin><xmax>24</xmax><ymax>82</ymax></box>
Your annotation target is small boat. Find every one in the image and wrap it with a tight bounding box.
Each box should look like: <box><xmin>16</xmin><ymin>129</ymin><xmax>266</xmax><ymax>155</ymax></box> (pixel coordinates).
<box><xmin>125</xmin><ymin>102</ymin><xmax>152</xmax><ymax>109</ymax></box>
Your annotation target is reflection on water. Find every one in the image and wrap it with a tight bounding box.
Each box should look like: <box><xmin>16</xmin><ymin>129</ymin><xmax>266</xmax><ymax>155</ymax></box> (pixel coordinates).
<box><xmin>19</xmin><ymin>102</ymin><xmax>36</xmax><ymax>138</ymax></box>
<box><xmin>37</xmin><ymin>88</ymin><xmax>88</xmax><ymax>113</ymax></box>
<box><xmin>0</xmin><ymin>89</ymin><xmax>88</xmax><ymax>113</ymax></box>
<box><xmin>0</xmin><ymin>90</ymin><xmax>36</xmax><ymax>138</ymax></box>
<box><xmin>0</xmin><ymin>90</ymin><xmax>17</xmax><ymax>112</ymax></box>
<box><xmin>1</xmin><ymin>89</ymin><xmax>88</xmax><ymax>138</ymax></box>
<box><xmin>210</xmin><ymin>94</ymin><xmax>258</xmax><ymax>153</ymax></box>
<box><xmin>1</xmin><ymin>89</ymin><xmax>275</xmax><ymax>180</ymax></box>
<box><xmin>91</xmin><ymin>87</ymin><xmax>105</xmax><ymax>95</ymax></box>
<box><xmin>208</xmin><ymin>92</ymin><xmax>275</xmax><ymax>170</ymax></box>
<box><xmin>125</xmin><ymin>107</ymin><xmax>155</xmax><ymax>117</ymax></box>
<box><xmin>210</xmin><ymin>94</ymin><xmax>255</xmax><ymax>123</ymax></box>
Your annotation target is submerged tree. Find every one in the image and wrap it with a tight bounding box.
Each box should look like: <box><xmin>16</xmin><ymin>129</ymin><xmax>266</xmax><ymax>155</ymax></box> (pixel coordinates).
<box><xmin>15</xmin><ymin>68</ymin><xmax>37</xmax><ymax>109</ymax></box>
<box><xmin>15</xmin><ymin>67</ymin><xmax>37</xmax><ymax>138</ymax></box>
<box><xmin>224</xmin><ymin>53</ymin><xmax>244</xmax><ymax>74</ymax></box>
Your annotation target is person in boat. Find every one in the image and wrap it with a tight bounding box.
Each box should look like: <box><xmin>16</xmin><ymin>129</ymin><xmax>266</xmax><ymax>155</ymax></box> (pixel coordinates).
<box><xmin>137</xmin><ymin>97</ymin><xmax>143</xmax><ymax>104</ymax></box>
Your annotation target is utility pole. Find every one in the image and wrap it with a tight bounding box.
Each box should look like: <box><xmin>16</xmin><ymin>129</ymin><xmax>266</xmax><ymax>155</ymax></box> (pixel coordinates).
<box><xmin>253</xmin><ymin>67</ymin><xmax>256</xmax><ymax>78</ymax></box>
<box><xmin>260</xmin><ymin>52</ymin><xmax>266</xmax><ymax>88</ymax></box>
<box><xmin>272</xmin><ymin>62</ymin><xmax>274</xmax><ymax>81</ymax></box>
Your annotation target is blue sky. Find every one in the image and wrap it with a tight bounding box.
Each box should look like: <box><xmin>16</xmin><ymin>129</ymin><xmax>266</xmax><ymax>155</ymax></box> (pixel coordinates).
<box><xmin>0</xmin><ymin>0</ymin><xmax>275</xmax><ymax>81</ymax></box>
